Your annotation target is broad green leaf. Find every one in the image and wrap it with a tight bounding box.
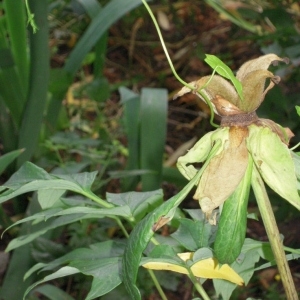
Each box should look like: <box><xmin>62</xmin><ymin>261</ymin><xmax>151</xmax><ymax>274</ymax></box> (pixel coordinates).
<box><xmin>171</xmin><ymin>218</ymin><xmax>212</xmax><ymax>251</ymax></box>
<box><xmin>213</xmin><ymin>155</ymin><xmax>252</xmax><ymax>264</ymax></box>
<box><xmin>38</xmin><ymin>189</ymin><xmax>65</xmax><ymax>209</ymax></box>
<box><xmin>205</xmin><ymin>54</ymin><xmax>243</xmax><ymax>101</ymax></box>
<box><xmin>0</xmin><ymin>148</ymin><xmax>24</xmax><ymax>175</ymax></box>
<box><xmin>213</xmin><ymin>238</ymin><xmax>274</xmax><ymax>300</ymax></box>
<box><xmin>31</xmin><ymin>284</ymin><xmax>75</xmax><ymax>300</ymax></box>
<box><xmin>106</xmin><ymin>189</ymin><xmax>163</xmax><ymax>220</ymax></box>
<box><xmin>23</xmin><ymin>267</ymin><xmax>80</xmax><ymax>300</ymax></box>
<box><xmin>86</xmin><ymin>276</ymin><xmax>121</xmax><ymax>300</ymax></box>
<box><xmin>140</xmin><ymin>87</ymin><xmax>168</xmax><ymax>191</ymax></box>
<box><xmin>120</xmin><ymin>86</ymin><xmax>140</xmax><ymax>191</ymax></box>
<box><xmin>247</xmin><ymin>125</ymin><xmax>300</xmax><ymax>210</ymax></box>
<box><xmin>122</xmin><ymin>141</ymin><xmax>222</xmax><ymax>300</ymax></box>
<box><xmin>25</xmin><ymin>241</ymin><xmax>124</xmax><ymax>300</ymax></box>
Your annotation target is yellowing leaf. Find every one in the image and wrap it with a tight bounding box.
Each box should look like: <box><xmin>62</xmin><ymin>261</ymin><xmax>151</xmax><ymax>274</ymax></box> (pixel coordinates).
<box><xmin>195</xmin><ymin>127</ymin><xmax>249</xmax><ymax>215</ymax></box>
<box><xmin>142</xmin><ymin>254</ymin><xmax>244</xmax><ymax>286</ymax></box>
<box><xmin>190</xmin><ymin>258</ymin><xmax>244</xmax><ymax>285</ymax></box>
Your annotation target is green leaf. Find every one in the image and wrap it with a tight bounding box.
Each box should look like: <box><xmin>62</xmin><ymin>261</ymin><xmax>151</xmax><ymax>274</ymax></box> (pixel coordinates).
<box><xmin>31</xmin><ymin>284</ymin><xmax>75</xmax><ymax>300</ymax></box>
<box><xmin>23</xmin><ymin>267</ymin><xmax>80</xmax><ymax>300</ymax></box>
<box><xmin>0</xmin><ymin>148</ymin><xmax>24</xmax><ymax>175</ymax></box>
<box><xmin>5</xmin><ymin>214</ymin><xmax>99</xmax><ymax>251</ymax></box>
<box><xmin>33</xmin><ymin>241</ymin><xmax>125</xmax><ymax>273</ymax></box>
<box><xmin>38</xmin><ymin>189</ymin><xmax>65</xmax><ymax>209</ymax></box>
<box><xmin>171</xmin><ymin>218</ymin><xmax>212</xmax><ymax>251</ymax></box>
<box><xmin>0</xmin><ymin>162</ymin><xmax>100</xmax><ymax>205</ymax></box>
<box><xmin>296</xmin><ymin>105</ymin><xmax>300</xmax><ymax>117</ymax></box>
<box><xmin>247</xmin><ymin>125</ymin><xmax>300</xmax><ymax>210</ymax></box>
<box><xmin>64</xmin><ymin>0</ymin><xmax>151</xmax><ymax>76</ymax></box>
<box><xmin>205</xmin><ymin>54</ymin><xmax>244</xmax><ymax>101</ymax></box>
<box><xmin>72</xmin><ymin>258</ymin><xmax>122</xmax><ymax>298</ymax></box>
<box><xmin>4</xmin><ymin>205</ymin><xmax>131</xmax><ymax>234</ymax></box>
<box><xmin>120</xmin><ymin>86</ymin><xmax>140</xmax><ymax>191</ymax></box>
<box><xmin>140</xmin><ymin>87</ymin><xmax>168</xmax><ymax>191</ymax></box>
<box><xmin>106</xmin><ymin>189</ymin><xmax>163</xmax><ymax>220</ymax></box>
<box><xmin>122</xmin><ymin>141</ymin><xmax>222</xmax><ymax>299</ymax></box>
<box><xmin>17</xmin><ymin>0</ymin><xmax>49</xmax><ymax>167</ymax></box>
<box><xmin>25</xmin><ymin>241</ymin><xmax>125</xmax><ymax>299</ymax></box>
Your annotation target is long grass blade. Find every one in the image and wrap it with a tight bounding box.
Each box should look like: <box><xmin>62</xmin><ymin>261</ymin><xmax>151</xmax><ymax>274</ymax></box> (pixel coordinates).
<box><xmin>140</xmin><ymin>88</ymin><xmax>168</xmax><ymax>191</ymax></box>
<box><xmin>17</xmin><ymin>0</ymin><xmax>49</xmax><ymax>167</ymax></box>
<box><xmin>3</xmin><ymin>0</ymin><xmax>29</xmax><ymax>95</ymax></box>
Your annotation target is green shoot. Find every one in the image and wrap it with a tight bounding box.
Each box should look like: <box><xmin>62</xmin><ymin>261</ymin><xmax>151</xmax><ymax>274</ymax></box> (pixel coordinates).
<box><xmin>25</xmin><ymin>0</ymin><xmax>38</xmax><ymax>33</ymax></box>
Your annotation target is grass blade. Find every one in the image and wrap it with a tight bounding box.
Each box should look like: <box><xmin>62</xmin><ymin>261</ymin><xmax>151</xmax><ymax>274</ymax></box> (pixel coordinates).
<box><xmin>17</xmin><ymin>0</ymin><xmax>49</xmax><ymax>167</ymax></box>
<box><xmin>140</xmin><ymin>88</ymin><xmax>168</xmax><ymax>191</ymax></box>
<box><xmin>3</xmin><ymin>0</ymin><xmax>28</xmax><ymax>94</ymax></box>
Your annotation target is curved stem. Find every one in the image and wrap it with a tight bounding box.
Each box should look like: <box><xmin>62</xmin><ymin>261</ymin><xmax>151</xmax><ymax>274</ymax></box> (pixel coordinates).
<box><xmin>251</xmin><ymin>165</ymin><xmax>298</xmax><ymax>300</ymax></box>
<box><xmin>187</xmin><ymin>268</ymin><xmax>211</xmax><ymax>300</ymax></box>
<box><xmin>148</xmin><ymin>270</ymin><xmax>168</xmax><ymax>300</ymax></box>
<box><xmin>141</xmin><ymin>0</ymin><xmax>219</xmax><ymax>128</ymax></box>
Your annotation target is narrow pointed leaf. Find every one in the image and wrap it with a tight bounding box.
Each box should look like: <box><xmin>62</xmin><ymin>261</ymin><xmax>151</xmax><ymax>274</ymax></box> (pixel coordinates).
<box><xmin>23</xmin><ymin>267</ymin><xmax>80</xmax><ymax>300</ymax></box>
<box><xmin>205</xmin><ymin>54</ymin><xmax>243</xmax><ymax>101</ymax></box>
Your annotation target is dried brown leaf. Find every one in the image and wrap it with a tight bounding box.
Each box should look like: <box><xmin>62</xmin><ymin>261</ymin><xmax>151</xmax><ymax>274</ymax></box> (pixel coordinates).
<box><xmin>194</xmin><ymin>127</ymin><xmax>249</xmax><ymax>215</ymax></box>
<box><xmin>236</xmin><ymin>54</ymin><xmax>288</xmax><ymax>81</ymax></box>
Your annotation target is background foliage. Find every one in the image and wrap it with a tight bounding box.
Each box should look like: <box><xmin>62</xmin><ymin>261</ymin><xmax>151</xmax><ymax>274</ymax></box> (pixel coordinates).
<box><xmin>0</xmin><ymin>0</ymin><xmax>299</xmax><ymax>299</ymax></box>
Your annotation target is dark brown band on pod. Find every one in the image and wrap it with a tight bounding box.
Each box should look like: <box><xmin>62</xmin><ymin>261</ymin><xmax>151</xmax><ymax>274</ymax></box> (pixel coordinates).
<box><xmin>220</xmin><ymin>111</ymin><xmax>258</xmax><ymax>127</ymax></box>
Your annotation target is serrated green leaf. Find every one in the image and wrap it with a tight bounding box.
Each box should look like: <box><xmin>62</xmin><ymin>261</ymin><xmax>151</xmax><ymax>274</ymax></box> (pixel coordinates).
<box><xmin>205</xmin><ymin>54</ymin><xmax>243</xmax><ymax>101</ymax></box>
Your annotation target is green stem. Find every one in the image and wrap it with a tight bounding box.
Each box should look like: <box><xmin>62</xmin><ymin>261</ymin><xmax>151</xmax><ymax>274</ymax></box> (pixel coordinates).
<box><xmin>187</xmin><ymin>269</ymin><xmax>211</xmax><ymax>300</ymax></box>
<box><xmin>148</xmin><ymin>270</ymin><xmax>168</xmax><ymax>300</ymax></box>
<box><xmin>141</xmin><ymin>0</ymin><xmax>219</xmax><ymax>128</ymax></box>
<box><xmin>251</xmin><ymin>165</ymin><xmax>298</xmax><ymax>300</ymax></box>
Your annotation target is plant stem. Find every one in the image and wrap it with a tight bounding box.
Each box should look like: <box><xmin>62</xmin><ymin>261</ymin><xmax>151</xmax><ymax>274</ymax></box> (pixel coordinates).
<box><xmin>187</xmin><ymin>269</ymin><xmax>211</xmax><ymax>300</ymax></box>
<box><xmin>251</xmin><ymin>165</ymin><xmax>299</xmax><ymax>300</ymax></box>
<box><xmin>148</xmin><ymin>270</ymin><xmax>168</xmax><ymax>300</ymax></box>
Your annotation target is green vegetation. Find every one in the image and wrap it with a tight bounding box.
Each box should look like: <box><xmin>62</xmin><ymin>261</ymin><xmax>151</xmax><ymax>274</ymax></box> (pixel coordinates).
<box><xmin>0</xmin><ymin>1</ymin><xmax>299</xmax><ymax>300</ymax></box>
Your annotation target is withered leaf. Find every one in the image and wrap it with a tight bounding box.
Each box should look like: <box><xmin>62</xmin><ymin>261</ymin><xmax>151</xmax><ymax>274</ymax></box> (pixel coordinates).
<box><xmin>194</xmin><ymin>127</ymin><xmax>249</xmax><ymax>215</ymax></box>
